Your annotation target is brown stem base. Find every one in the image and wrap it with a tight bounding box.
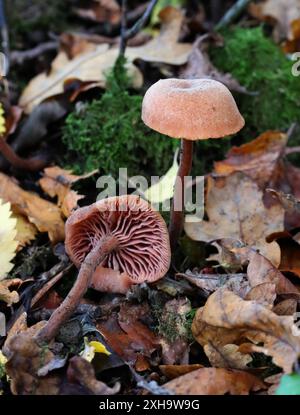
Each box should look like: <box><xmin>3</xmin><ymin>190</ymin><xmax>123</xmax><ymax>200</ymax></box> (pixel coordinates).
<box><xmin>35</xmin><ymin>235</ymin><xmax>119</xmax><ymax>344</ymax></box>
<box><xmin>169</xmin><ymin>139</ymin><xmax>193</xmax><ymax>251</ymax></box>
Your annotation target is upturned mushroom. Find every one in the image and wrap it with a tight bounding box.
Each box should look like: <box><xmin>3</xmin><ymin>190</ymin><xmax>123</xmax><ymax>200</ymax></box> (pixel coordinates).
<box><xmin>36</xmin><ymin>195</ymin><xmax>170</xmax><ymax>343</ymax></box>
<box><xmin>142</xmin><ymin>78</ymin><xmax>245</xmax><ymax>249</ymax></box>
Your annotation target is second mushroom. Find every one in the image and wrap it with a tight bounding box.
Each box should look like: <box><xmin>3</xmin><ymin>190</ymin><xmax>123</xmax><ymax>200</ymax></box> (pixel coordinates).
<box><xmin>36</xmin><ymin>195</ymin><xmax>171</xmax><ymax>343</ymax></box>
<box><xmin>142</xmin><ymin>78</ymin><xmax>245</xmax><ymax>250</ymax></box>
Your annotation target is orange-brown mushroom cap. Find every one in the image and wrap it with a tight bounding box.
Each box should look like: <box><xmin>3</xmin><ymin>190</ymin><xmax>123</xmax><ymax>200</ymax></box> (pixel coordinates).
<box><xmin>65</xmin><ymin>195</ymin><xmax>171</xmax><ymax>294</ymax></box>
<box><xmin>142</xmin><ymin>78</ymin><xmax>245</xmax><ymax>140</ymax></box>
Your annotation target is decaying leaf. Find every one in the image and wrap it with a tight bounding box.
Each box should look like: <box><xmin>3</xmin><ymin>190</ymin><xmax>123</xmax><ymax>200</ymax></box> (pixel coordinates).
<box><xmin>4</xmin><ymin>321</ymin><xmax>61</xmax><ymax>395</ymax></box>
<box><xmin>19</xmin><ymin>7</ymin><xmax>192</xmax><ymax>113</ymax></box>
<box><xmin>0</xmin><ymin>172</ymin><xmax>65</xmax><ymax>243</ymax></box>
<box><xmin>214</xmin><ymin>131</ymin><xmax>288</xmax><ymax>189</ymax></box>
<box><xmin>178</xmin><ymin>270</ymin><xmax>250</xmax><ymax>297</ymax></box>
<box><xmin>249</xmin><ymin>0</ymin><xmax>300</xmax><ymax>41</ymax></box>
<box><xmin>67</xmin><ymin>356</ymin><xmax>120</xmax><ymax>395</ymax></box>
<box><xmin>181</xmin><ymin>34</ymin><xmax>248</xmax><ymax>93</ymax></box>
<box><xmin>159</xmin><ymin>364</ymin><xmax>204</xmax><ymax>380</ymax></box>
<box><xmin>185</xmin><ymin>172</ymin><xmax>284</xmax><ymax>266</ymax></box>
<box><xmin>163</xmin><ymin>367</ymin><xmax>265</xmax><ymax>395</ymax></box>
<box><xmin>0</xmin><ymin>198</ymin><xmax>18</xmax><ymax>279</ymax></box>
<box><xmin>192</xmin><ymin>289</ymin><xmax>300</xmax><ymax>373</ymax></box>
<box><xmin>204</xmin><ymin>344</ymin><xmax>253</xmax><ymax>370</ymax></box>
<box><xmin>39</xmin><ymin>166</ymin><xmax>97</xmax><ymax>217</ymax></box>
<box><xmin>75</xmin><ymin>0</ymin><xmax>121</xmax><ymax>24</ymax></box>
<box><xmin>97</xmin><ymin>303</ymin><xmax>160</xmax><ymax>368</ymax></box>
<box><xmin>0</xmin><ymin>278</ymin><xmax>21</xmax><ymax>306</ymax></box>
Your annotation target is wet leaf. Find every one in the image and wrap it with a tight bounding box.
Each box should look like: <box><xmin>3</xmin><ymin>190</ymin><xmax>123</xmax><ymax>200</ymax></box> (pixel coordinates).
<box><xmin>164</xmin><ymin>367</ymin><xmax>265</xmax><ymax>395</ymax></box>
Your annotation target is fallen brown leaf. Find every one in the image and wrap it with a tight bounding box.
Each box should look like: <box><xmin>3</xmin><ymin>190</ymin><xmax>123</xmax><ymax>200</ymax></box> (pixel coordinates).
<box><xmin>67</xmin><ymin>356</ymin><xmax>120</xmax><ymax>395</ymax></box>
<box><xmin>0</xmin><ymin>172</ymin><xmax>65</xmax><ymax>243</ymax></box>
<box><xmin>97</xmin><ymin>303</ymin><xmax>160</xmax><ymax>367</ymax></box>
<box><xmin>185</xmin><ymin>172</ymin><xmax>284</xmax><ymax>266</ymax></box>
<box><xmin>192</xmin><ymin>288</ymin><xmax>300</xmax><ymax>373</ymax></box>
<box><xmin>203</xmin><ymin>344</ymin><xmax>252</xmax><ymax>370</ymax></box>
<box><xmin>249</xmin><ymin>0</ymin><xmax>300</xmax><ymax>42</ymax></box>
<box><xmin>74</xmin><ymin>0</ymin><xmax>121</xmax><ymax>24</ymax></box>
<box><xmin>4</xmin><ymin>321</ymin><xmax>61</xmax><ymax>395</ymax></box>
<box><xmin>163</xmin><ymin>367</ymin><xmax>265</xmax><ymax>395</ymax></box>
<box><xmin>19</xmin><ymin>6</ymin><xmax>192</xmax><ymax>113</ymax></box>
<box><xmin>39</xmin><ymin>166</ymin><xmax>97</xmax><ymax>218</ymax></box>
<box><xmin>214</xmin><ymin>131</ymin><xmax>287</xmax><ymax>189</ymax></box>
<box><xmin>181</xmin><ymin>34</ymin><xmax>248</xmax><ymax>93</ymax></box>
<box><xmin>159</xmin><ymin>364</ymin><xmax>203</xmax><ymax>380</ymax></box>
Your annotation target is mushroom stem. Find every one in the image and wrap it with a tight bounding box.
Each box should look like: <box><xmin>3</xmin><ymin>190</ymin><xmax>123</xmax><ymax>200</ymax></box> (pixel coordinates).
<box><xmin>35</xmin><ymin>235</ymin><xmax>119</xmax><ymax>344</ymax></box>
<box><xmin>0</xmin><ymin>136</ymin><xmax>48</xmax><ymax>171</ymax></box>
<box><xmin>169</xmin><ymin>139</ymin><xmax>193</xmax><ymax>250</ymax></box>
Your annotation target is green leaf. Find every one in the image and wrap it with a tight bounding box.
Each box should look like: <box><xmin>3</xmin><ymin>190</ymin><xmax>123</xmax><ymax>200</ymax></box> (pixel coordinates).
<box><xmin>276</xmin><ymin>374</ymin><xmax>300</xmax><ymax>395</ymax></box>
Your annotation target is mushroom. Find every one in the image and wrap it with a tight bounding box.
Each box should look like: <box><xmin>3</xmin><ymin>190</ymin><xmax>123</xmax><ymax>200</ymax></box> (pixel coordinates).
<box><xmin>36</xmin><ymin>195</ymin><xmax>170</xmax><ymax>343</ymax></box>
<box><xmin>142</xmin><ymin>78</ymin><xmax>245</xmax><ymax>250</ymax></box>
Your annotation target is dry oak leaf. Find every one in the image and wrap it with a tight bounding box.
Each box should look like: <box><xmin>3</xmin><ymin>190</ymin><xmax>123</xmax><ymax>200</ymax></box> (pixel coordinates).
<box><xmin>185</xmin><ymin>172</ymin><xmax>284</xmax><ymax>267</ymax></box>
<box><xmin>214</xmin><ymin>131</ymin><xmax>287</xmax><ymax>189</ymax></box>
<box><xmin>39</xmin><ymin>166</ymin><xmax>97</xmax><ymax>218</ymax></box>
<box><xmin>74</xmin><ymin>0</ymin><xmax>121</xmax><ymax>25</ymax></box>
<box><xmin>249</xmin><ymin>0</ymin><xmax>300</xmax><ymax>41</ymax></box>
<box><xmin>181</xmin><ymin>34</ymin><xmax>248</xmax><ymax>94</ymax></box>
<box><xmin>203</xmin><ymin>344</ymin><xmax>253</xmax><ymax>370</ymax></box>
<box><xmin>192</xmin><ymin>289</ymin><xmax>300</xmax><ymax>373</ymax></box>
<box><xmin>19</xmin><ymin>6</ymin><xmax>192</xmax><ymax>113</ymax></box>
<box><xmin>163</xmin><ymin>367</ymin><xmax>265</xmax><ymax>395</ymax></box>
<box><xmin>0</xmin><ymin>172</ymin><xmax>65</xmax><ymax>243</ymax></box>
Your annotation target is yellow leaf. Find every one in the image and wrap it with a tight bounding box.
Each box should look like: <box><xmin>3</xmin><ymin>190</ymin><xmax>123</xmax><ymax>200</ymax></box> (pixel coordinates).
<box><xmin>80</xmin><ymin>337</ymin><xmax>111</xmax><ymax>362</ymax></box>
<box><xmin>0</xmin><ymin>198</ymin><xmax>18</xmax><ymax>280</ymax></box>
<box><xmin>143</xmin><ymin>148</ymin><xmax>179</xmax><ymax>204</ymax></box>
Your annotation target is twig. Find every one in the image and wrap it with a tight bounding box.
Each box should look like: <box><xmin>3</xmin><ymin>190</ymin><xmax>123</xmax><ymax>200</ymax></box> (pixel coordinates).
<box><xmin>0</xmin><ymin>0</ymin><xmax>9</xmax><ymax>72</ymax></box>
<box><xmin>31</xmin><ymin>264</ymin><xmax>73</xmax><ymax>308</ymax></box>
<box><xmin>10</xmin><ymin>41</ymin><xmax>58</xmax><ymax>65</ymax></box>
<box><xmin>285</xmin><ymin>146</ymin><xmax>300</xmax><ymax>155</ymax></box>
<box><xmin>119</xmin><ymin>0</ymin><xmax>158</xmax><ymax>57</ymax></box>
<box><xmin>119</xmin><ymin>0</ymin><xmax>128</xmax><ymax>57</ymax></box>
<box><xmin>215</xmin><ymin>0</ymin><xmax>252</xmax><ymax>31</ymax></box>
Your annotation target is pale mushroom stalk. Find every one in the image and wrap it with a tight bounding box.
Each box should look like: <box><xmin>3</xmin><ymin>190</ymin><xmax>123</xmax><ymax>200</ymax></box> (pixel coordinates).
<box><xmin>36</xmin><ymin>235</ymin><xmax>119</xmax><ymax>344</ymax></box>
<box><xmin>169</xmin><ymin>139</ymin><xmax>193</xmax><ymax>250</ymax></box>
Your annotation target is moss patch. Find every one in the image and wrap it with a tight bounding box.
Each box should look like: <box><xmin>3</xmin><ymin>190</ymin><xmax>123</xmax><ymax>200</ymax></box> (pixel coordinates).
<box><xmin>210</xmin><ymin>27</ymin><xmax>300</xmax><ymax>138</ymax></box>
<box><xmin>62</xmin><ymin>58</ymin><xmax>178</xmax><ymax>177</ymax></box>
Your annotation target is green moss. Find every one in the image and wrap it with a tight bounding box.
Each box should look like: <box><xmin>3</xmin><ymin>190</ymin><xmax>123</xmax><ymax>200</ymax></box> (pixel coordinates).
<box><xmin>210</xmin><ymin>27</ymin><xmax>300</xmax><ymax>137</ymax></box>
<box><xmin>62</xmin><ymin>57</ymin><xmax>178</xmax><ymax>177</ymax></box>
